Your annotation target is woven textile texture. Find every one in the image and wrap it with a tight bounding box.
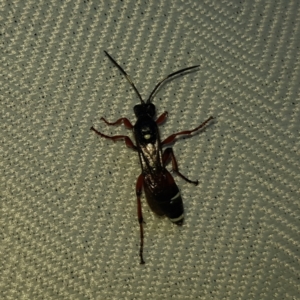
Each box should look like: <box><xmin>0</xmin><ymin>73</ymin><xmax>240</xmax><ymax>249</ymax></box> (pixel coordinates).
<box><xmin>1</xmin><ymin>1</ymin><xmax>300</xmax><ymax>299</ymax></box>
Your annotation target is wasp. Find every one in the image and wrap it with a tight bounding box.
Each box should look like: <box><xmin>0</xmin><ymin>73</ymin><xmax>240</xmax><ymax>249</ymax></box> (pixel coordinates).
<box><xmin>91</xmin><ymin>51</ymin><xmax>213</xmax><ymax>264</ymax></box>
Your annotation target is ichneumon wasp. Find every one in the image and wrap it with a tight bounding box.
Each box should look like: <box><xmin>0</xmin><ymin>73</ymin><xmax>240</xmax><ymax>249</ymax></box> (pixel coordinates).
<box><xmin>91</xmin><ymin>51</ymin><xmax>213</xmax><ymax>264</ymax></box>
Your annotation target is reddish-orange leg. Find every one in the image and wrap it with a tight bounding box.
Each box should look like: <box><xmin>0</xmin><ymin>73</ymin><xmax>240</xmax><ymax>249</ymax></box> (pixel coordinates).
<box><xmin>100</xmin><ymin>117</ymin><xmax>134</xmax><ymax>129</ymax></box>
<box><xmin>136</xmin><ymin>173</ymin><xmax>145</xmax><ymax>264</ymax></box>
<box><xmin>161</xmin><ymin>116</ymin><xmax>214</xmax><ymax>184</ymax></box>
<box><xmin>162</xmin><ymin>148</ymin><xmax>198</xmax><ymax>185</ymax></box>
<box><xmin>156</xmin><ymin>111</ymin><xmax>168</xmax><ymax>125</ymax></box>
<box><xmin>90</xmin><ymin>117</ymin><xmax>135</xmax><ymax>149</ymax></box>
<box><xmin>91</xmin><ymin>120</ymin><xmax>145</xmax><ymax>263</ymax></box>
<box><xmin>161</xmin><ymin>116</ymin><xmax>213</xmax><ymax>145</ymax></box>
<box><xmin>90</xmin><ymin>126</ymin><xmax>137</xmax><ymax>150</ymax></box>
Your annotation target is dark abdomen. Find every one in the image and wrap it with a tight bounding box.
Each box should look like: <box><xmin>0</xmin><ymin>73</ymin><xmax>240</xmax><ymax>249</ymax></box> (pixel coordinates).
<box><xmin>143</xmin><ymin>169</ymin><xmax>184</xmax><ymax>225</ymax></box>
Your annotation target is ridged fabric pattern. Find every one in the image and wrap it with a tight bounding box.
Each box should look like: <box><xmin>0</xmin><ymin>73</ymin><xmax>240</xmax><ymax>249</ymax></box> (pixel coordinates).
<box><xmin>1</xmin><ymin>1</ymin><xmax>299</xmax><ymax>299</ymax></box>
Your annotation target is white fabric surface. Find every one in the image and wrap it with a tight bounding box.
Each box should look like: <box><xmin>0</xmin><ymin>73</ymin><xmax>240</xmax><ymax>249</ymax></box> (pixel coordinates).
<box><xmin>1</xmin><ymin>1</ymin><xmax>300</xmax><ymax>299</ymax></box>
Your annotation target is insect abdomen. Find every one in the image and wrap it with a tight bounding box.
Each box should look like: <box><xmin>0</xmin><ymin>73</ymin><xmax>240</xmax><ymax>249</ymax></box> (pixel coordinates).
<box><xmin>164</xmin><ymin>191</ymin><xmax>184</xmax><ymax>225</ymax></box>
<box><xmin>143</xmin><ymin>170</ymin><xmax>184</xmax><ymax>225</ymax></box>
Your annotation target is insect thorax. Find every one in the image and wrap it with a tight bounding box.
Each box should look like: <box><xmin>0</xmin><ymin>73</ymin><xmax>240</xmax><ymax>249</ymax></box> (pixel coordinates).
<box><xmin>134</xmin><ymin>116</ymin><xmax>158</xmax><ymax>145</ymax></box>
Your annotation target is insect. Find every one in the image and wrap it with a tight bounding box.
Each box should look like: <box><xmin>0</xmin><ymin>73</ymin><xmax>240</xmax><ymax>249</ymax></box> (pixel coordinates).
<box><xmin>91</xmin><ymin>51</ymin><xmax>213</xmax><ymax>264</ymax></box>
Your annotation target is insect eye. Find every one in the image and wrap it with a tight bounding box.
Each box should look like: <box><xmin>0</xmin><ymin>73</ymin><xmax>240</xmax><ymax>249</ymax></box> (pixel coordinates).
<box><xmin>134</xmin><ymin>104</ymin><xmax>144</xmax><ymax>117</ymax></box>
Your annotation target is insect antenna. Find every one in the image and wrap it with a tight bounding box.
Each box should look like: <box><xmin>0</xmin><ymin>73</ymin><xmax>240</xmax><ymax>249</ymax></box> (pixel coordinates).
<box><xmin>146</xmin><ymin>65</ymin><xmax>199</xmax><ymax>103</ymax></box>
<box><xmin>104</xmin><ymin>51</ymin><xmax>144</xmax><ymax>104</ymax></box>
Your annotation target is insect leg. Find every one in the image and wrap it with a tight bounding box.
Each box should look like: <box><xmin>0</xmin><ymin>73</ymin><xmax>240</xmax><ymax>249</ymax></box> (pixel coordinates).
<box><xmin>161</xmin><ymin>116</ymin><xmax>213</xmax><ymax>145</ymax></box>
<box><xmin>90</xmin><ymin>126</ymin><xmax>137</xmax><ymax>150</ymax></box>
<box><xmin>136</xmin><ymin>173</ymin><xmax>145</xmax><ymax>264</ymax></box>
<box><xmin>162</xmin><ymin>148</ymin><xmax>198</xmax><ymax>185</ymax></box>
<box><xmin>101</xmin><ymin>117</ymin><xmax>133</xmax><ymax>129</ymax></box>
<box><xmin>155</xmin><ymin>111</ymin><xmax>168</xmax><ymax>125</ymax></box>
